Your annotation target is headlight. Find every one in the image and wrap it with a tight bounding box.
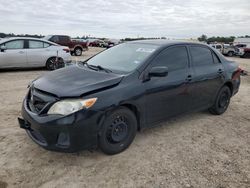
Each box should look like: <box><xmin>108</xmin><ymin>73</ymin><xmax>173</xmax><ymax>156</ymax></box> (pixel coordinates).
<box><xmin>47</xmin><ymin>98</ymin><xmax>97</xmax><ymax>116</ymax></box>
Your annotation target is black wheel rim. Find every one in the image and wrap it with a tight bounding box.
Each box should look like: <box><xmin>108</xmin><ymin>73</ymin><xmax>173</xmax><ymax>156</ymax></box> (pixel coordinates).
<box><xmin>48</xmin><ymin>58</ymin><xmax>56</xmax><ymax>70</ymax></box>
<box><xmin>47</xmin><ymin>58</ymin><xmax>64</xmax><ymax>70</ymax></box>
<box><xmin>106</xmin><ymin>116</ymin><xmax>128</xmax><ymax>144</ymax></box>
<box><xmin>218</xmin><ymin>91</ymin><xmax>230</xmax><ymax>109</ymax></box>
<box><xmin>75</xmin><ymin>49</ymin><xmax>82</xmax><ymax>56</ymax></box>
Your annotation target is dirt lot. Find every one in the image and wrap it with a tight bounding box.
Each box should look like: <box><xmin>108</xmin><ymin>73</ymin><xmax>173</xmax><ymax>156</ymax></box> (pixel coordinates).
<box><xmin>0</xmin><ymin>47</ymin><xmax>249</xmax><ymax>188</ymax></box>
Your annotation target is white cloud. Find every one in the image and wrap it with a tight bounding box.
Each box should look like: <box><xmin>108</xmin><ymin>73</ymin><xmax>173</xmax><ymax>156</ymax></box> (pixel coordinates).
<box><xmin>0</xmin><ymin>0</ymin><xmax>249</xmax><ymax>38</ymax></box>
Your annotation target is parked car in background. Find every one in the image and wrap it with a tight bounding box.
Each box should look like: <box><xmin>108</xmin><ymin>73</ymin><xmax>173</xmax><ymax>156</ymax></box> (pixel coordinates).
<box><xmin>97</xmin><ymin>40</ymin><xmax>109</xmax><ymax>48</ymax></box>
<box><xmin>44</xmin><ymin>35</ymin><xmax>88</xmax><ymax>56</ymax></box>
<box><xmin>88</xmin><ymin>39</ymin><xmax>99</xmax><ymax>47</ymax></box>
<box><xmin>222</xmin><ymin>44</ymin><xmax>237</xmax><ymax>57</ymax></box>
<box><xmin>210</xmin><ymin>44</ymin><xmax>236</xmax><ymax>57</ymax></box>
<box><xmin>18</xmin><ymin>40</ymin><xmax>241</xmax><ymax>155</ymax></box>
<box><xmin>88</xmin><ymin>39</ymin><xmax>109</xmax><ymax>48</ymax></box>
<box><xmin>210</xmin><ymin>44</ymin><xmax>223</xmax><ymax>53</ymax></box>
<box><xmin>236</xmin><ymin>44</ymin><xmax>250</xmax><ymax>58</ymax></box>
<box><xmin>105</xmin><ymin>39</ymin><xmax>121</xmax><ymax>48</ymax></box>
<box><xmin>0</xmin><ymin>37</ymin><xmax>71</xmax><ymax>70</ymax></box>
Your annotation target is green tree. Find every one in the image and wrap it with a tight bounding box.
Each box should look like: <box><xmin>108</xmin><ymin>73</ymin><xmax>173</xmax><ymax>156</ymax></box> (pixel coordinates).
<box><xmin>198</xmin><ymin>34</ymin><xmax>208</xmax><ymax>42</ymax></box>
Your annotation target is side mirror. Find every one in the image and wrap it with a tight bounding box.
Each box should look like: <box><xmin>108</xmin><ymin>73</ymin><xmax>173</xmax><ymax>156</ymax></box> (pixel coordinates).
<box><xmin>149</xmin><ymin>66</ymin><xmax>168</xmax><ymax>77</ymax></box>
<box><xmin>0</xmin><ymin>46</ymin><xmax>7</xmax><ymax>52</ymax></box>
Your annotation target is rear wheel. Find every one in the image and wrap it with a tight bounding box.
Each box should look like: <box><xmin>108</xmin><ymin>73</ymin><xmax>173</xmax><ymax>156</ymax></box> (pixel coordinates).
<box><xmin>46</xmin><ymin>57</ymin><xmax>64</xmax><ymax>70</ymax></box>
<box><xmin>209</xmin><ymin>86</ymin><xmax>231</xmax><ymax>115</ymax></box>
<box><xmin>74</xmin><ymin>47</ymin><xmax>82</xmax><ymax>56</ymax></box>
<box><xmin>98</xmin><ymin>107</ymin><xmax>137</xmax><ymax>155</ymax></box>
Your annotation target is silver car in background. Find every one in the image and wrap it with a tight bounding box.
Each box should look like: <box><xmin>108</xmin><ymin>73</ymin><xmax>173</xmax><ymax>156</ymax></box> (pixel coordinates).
<box><xmin>0</xmin><ymin>37</ymin><xmax>71</xmax><ymax>70</ymax></box>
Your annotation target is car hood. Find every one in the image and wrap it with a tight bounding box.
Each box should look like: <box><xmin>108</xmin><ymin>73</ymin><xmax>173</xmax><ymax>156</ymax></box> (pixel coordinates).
<box><xmin>33</xmin><ymin>64</ymin><xmax>124</xmax><ymax>97</ymax></box>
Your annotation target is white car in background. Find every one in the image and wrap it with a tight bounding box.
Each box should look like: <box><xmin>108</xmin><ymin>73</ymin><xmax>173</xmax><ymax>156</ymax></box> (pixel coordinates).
<box><xmin>209</xmin><ymin>44</ymin><xmax>223</xmax><ymax>53</ymax></box>
<box><xmin>0</xmin><ymin>37</ymin><xmax>71</xmax><ymax>70</ymax></box>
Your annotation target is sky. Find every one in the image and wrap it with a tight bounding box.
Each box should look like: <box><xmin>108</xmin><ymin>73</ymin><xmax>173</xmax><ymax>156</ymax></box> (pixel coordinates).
<box><xmin>0</xmin><ymin>0</ymin><xmax>249</xmax><ymax>39</ymax></box>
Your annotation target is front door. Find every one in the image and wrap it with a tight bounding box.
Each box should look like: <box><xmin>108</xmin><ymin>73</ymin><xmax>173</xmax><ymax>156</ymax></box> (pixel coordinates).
<box><xmin>0</xmin><ymin>39</ymin><xmax>27</xmax><ymax>68</ymax></box>
<box><xmin>144</xmin><ymin>45</ymin><xmax>194</xmax><ymax>126</ymax></box>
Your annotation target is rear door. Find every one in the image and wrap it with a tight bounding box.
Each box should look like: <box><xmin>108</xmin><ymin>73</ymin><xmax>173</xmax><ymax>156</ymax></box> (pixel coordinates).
<box><xmin>189</xmin><ymin>45</ymin><xmax>225</xmax><ymax>108</ymax></box>
<box><xmin>0</xmin><ymin>39</ymin><xmax>27</xmax><ymax>68</ymax></box>
<box><xmin>26</xmin><ymin>40</ymin><xmax>52</xmax><ymax>67</ymax></box>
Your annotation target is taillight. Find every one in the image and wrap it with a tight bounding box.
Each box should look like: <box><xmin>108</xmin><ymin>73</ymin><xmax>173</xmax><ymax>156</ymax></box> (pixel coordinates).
<box><xmin>232</xmin><ymin>67</ymin><xmax>242</xmax><ymax>80</ymax></box>
<box><xmin>63</xmin><ymin>48</ymin><xmax>70</xmax><ymax>53</ymax></box>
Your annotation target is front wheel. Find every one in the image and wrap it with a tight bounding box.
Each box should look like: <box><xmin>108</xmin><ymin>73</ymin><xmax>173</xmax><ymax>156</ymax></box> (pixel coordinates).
<box><xmin>98</xmin><ymin>107</ymin><xmax>137</xmax><ymax>155</ymax></box>
<box><xmin>209</xmin><ymin>86</ymin><xmax>231</xmax><ymax>115</ymax></box>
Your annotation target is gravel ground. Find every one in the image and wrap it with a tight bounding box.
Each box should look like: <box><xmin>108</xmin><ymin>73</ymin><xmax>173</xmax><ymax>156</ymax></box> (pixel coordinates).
<box><xmin>0</xmin><ymin>47</ymin><xmax>249</xmax><ymax>188</ymax></box>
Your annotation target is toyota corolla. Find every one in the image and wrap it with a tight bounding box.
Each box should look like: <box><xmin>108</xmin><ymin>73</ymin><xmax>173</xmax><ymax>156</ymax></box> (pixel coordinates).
<box><xmin>18</xmin><ymin>40</ymin><xmax>241</xmax><ymax>155</ymax></box>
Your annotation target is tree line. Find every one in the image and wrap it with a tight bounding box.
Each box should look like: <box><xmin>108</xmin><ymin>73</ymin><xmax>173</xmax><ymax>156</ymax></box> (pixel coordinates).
<box><xmin>198</xmin><ymin>34</ymin><xmax>250</xmax><ymax>43</ymax></box>
<box><xmin>0</xmin><ymin>32</ymin><xmax>44</xmax><ymax>38</ymax></box>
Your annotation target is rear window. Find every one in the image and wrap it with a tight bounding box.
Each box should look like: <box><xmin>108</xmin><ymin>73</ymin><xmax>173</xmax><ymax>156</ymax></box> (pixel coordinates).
<box><xmin>190</xmin><ymin>46</ymin><xmax>213</xmax><ymax>66</ymax></box>
<box><xmin>29</xmin><ymin>40</ymin><xmax>51</xmax><ymax>48</ymax></box>
<box><xmin>29</xmin><ymin>40</ymin><xmax>43</xmax><ymax>48</ymax></box>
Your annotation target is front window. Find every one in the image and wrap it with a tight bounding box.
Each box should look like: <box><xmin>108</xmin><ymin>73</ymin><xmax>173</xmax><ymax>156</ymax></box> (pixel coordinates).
<box><xmin>152</xmin><ymin>46</ymin><xmax>188</xmax><ymax>71</ymax></box>
<box><xmin>3</xmin><ymin>40</ymin><xmax>24</xmax><ymax>49</ymax></box>
<box><xmin>86</xmin><ymin>43</ymin><xmax>158</xmax><ymax>73</ymax></box>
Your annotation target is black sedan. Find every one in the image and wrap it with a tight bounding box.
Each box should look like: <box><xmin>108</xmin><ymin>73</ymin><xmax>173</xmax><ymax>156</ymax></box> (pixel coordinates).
<box><xmin>18</xmin><ymin>40</ymin><xmax>241</xmax><ymax>155</ymax></box>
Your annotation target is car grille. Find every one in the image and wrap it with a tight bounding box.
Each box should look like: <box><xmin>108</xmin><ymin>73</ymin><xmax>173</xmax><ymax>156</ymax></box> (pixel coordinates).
<box><xmin>27</xmin><ymin>86</ymin><xmax>57</xmax><ymax>115</ymax></box>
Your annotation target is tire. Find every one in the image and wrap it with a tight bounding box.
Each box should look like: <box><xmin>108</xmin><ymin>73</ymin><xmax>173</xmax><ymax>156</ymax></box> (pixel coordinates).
<box><xmin>227</xmin><ymin>51</ymin><xmax>234</xmax><ymax>57</ymax></box>
<box><xmin>209</xmin><ymin>86</ymin><xmax>231</xmax><ymax>115</ymax></box>
<box><xmin>98</xmin><ymin>107</ymin><xmax>137</xmax><ymax>155</ymax></box>
<box><xmin>46</xmin><ymin>57</ymin><xmax>64</xmax><ymax>71</ymax></box>
<box><xmin>74</xmin><ymin>47</ymin><xmax>82</xmax><ymax>56</ymax></box>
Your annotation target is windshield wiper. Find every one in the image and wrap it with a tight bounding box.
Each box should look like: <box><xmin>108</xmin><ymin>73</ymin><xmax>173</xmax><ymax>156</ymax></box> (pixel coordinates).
<box><xmin>96</xmin><ymin>65</ymin><xmax>113</xmax><ymax>73</ymax></box>
<box><xmin>84</xmin><ymin>62</ymin><xmax>112</xmax><ymax>73</ymax></box>
<box><xmin>84</xmin><ymin>62</ymin><xmax>98</xmax><ymax>71</ymax></box>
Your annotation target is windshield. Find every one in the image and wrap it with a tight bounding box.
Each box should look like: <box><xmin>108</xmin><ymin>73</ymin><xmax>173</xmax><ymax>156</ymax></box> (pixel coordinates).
<box><xmin>43</xmin><ymin>35</ymin><xmax>52</xmax><ymax>41</ymax></box>
<box><xmin>86</xmin><ymin>43</ymin><xmax>158</xmax><ymax>73</ymax></box>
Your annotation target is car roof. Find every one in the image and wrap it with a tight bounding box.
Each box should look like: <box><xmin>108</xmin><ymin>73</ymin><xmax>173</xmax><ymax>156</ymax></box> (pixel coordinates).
<box><xmin>129</xmin><ymin>39</ymin><xmax>205</xmax><ymax>47</ymax></box>
<box><xmin>0</xmin><ymin>37</ymin><xmax>57</xmax><ymax>45</ymax></box>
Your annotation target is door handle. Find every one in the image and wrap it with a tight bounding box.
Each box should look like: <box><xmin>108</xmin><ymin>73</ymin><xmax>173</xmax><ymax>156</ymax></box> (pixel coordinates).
<box><xmin>218</xmin><ymin>69</ymin><xmax>224</xmax><ymax>74</ymax></box>
<box><xmin>186</xmin><ymin>75</ymin><xmax>192</xmax><ymax>82</ymax></box>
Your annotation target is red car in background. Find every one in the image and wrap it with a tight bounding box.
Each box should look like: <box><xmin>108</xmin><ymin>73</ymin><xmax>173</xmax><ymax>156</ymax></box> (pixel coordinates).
<box><xmin>235</xmin><ymin>44</ymin><xmax>250</xmax><ymax>58</ymax></box>
<box><xmin>44</xmin><ymin>35</ymin><xmax>88</xmax><ymax>56</ymax></box>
